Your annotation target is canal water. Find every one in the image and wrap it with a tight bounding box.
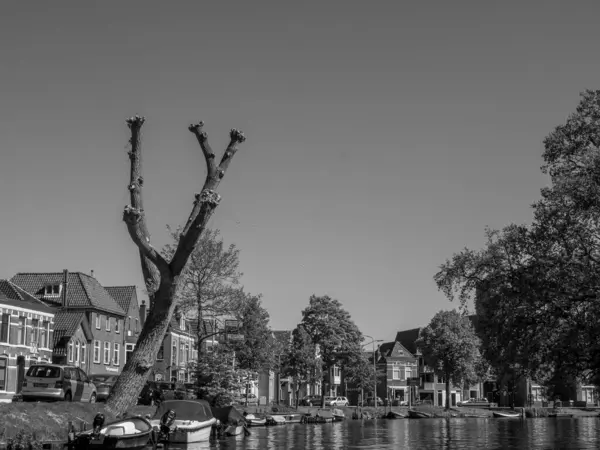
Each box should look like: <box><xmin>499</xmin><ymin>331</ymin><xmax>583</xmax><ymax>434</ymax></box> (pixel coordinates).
<box><xmin>158</xmin><ymin>418</ymin><xmax>600</xmax><ymax>449</ymax></box>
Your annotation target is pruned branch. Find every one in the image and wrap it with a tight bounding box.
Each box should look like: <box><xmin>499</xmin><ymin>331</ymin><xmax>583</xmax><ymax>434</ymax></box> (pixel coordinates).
<box><xmin>123</xmin><ymin>116</ymin><xmax>170</xmax><ymax>290</ymax></box>
<box><xmin>188</xmin><ymin>121</ymin><xmax>217</xmax><ymax>179</ymax></box>
<box><xmin>171</xmin><ymin>126</ymin><xmax>245</xmax><ymax>275</ymax></box>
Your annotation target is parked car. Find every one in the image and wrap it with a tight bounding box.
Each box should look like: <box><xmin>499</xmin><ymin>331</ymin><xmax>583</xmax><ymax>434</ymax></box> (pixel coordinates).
<box><xmin>233</xmin><ymin>392</ymin><xmax>258</xmax><ymax>406</ymax></box>
<box><xmin>328</xmin><ymin>396</ymin><xmax>349</xmax><ymax>406</ymax></box>
<box><xmin>367</xmin><ymin>396</ymin><xmax>384</xmax><ymax>406</ymax></box>
<box><xmin>21</xmin><ymin>364</ymin><xmax>97</xmax><ymax>403</ymax></box>
<box><xmin>89</xmin><ymin>375</ymin><xmax>117</xmax><ymax>402</ymax></box>
<box><xmin>300</xmin><ymin>395</ymin><xmax>322</xmax><ymax>406</ymax></box>
<box><xmin>138</xmin><ymin>381</ymin><xmax>164</xmax><ymax>406</ymax></box>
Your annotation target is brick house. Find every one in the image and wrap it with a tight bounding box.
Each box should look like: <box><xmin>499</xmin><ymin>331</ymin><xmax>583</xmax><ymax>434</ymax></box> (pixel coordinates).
<box><xmin>376</xmin><ymin>340</ymin><xmax>419</xmax><ymax>404</ymax></box>
<box><xmin>152</xmin><ymin>311</ymin><xmax>198</xmax><ymax>383</ymax></box>
<box><xmin>104</xmin><ymin>286</ymin><xmax>143</xmax><ymax>364</ymax></box>
<box><xmin>10</xmin><ymin>271</ymin><xmax>127</xmax><ymax>377</ymax></box>
<box><xmin>0</xmin><ymin>280</ymin><xmax>55</xmax><ymax>402</ymax></box>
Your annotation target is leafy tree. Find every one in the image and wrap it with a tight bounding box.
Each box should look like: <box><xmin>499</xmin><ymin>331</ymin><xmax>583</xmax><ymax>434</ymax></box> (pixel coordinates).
<box><xmin>190</xmin><ymin>347</ymin><xmax>243</xmax><ymax>407</ymax></box>
<box><xmin>162</xmin><ymin>227</ymin><xmax>243</xmax><ymax>350</ymax></box>
<box><xmin>343</xmin><ymin>351</ymin><xmax>382</xmax><ymax>403</ymax></box>
<box><xmin>107</xmin><ymin>117</ymin><xmax>246</xmax><ymax>415</ymax></box>
<box><xmin>282</xmin><ymin>325</ymin><xmax>320</xmax><ymax>408</ymax></box>
<box><xmin>227</xmin><ymin>294</ymin><xmax>273</xmax><ymax>373</ymax></box>
<box><xmin>435</xmin><ymin>91</ymin><xmax>600</xmax><ymax>388</ymax></box>
<box><xmin>300</xmin><ymin>295</ymin><xmax>363</xmax><ymax>402</ymax></box>
<box><xmin>415</xmin><ymin>310</ymin><xmax>482</xmax><ymax>409</ymax></box>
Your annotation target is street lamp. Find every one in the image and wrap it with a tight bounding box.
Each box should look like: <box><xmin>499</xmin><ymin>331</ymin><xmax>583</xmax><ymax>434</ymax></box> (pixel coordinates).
<box><xmin>363</xmin><ymin>335</ymin><xmax>383</xmax><ymax>408</ymax></box>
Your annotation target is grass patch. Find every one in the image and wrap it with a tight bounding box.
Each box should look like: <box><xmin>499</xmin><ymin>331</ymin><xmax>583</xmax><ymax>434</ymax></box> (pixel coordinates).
<box><xmin>0</xmin><ymin>403</ymin><xmax>155</xmax><ymax>441</ymax></box>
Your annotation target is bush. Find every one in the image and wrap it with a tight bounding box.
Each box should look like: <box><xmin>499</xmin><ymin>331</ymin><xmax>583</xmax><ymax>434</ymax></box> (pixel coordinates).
<box><xmin>0</xmin><ymin>429</ymin><xmax>43</xmax><ymax>450</ymax></box>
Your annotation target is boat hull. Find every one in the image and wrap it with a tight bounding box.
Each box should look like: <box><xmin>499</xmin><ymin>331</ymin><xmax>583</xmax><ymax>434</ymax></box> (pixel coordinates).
<box><xmin>225</xmin><ymin>425</ymin><xmax>244</xmax><ymax>436</ymax></box>
<box><xmin>76</xmin><ymin>417</ymin><xmax>153</xmax><ymax>450</ymax></box>
<box><xmin>247</xmin><ymin>418</ymin><xmax>267</xmax><ymax>427</ymax></box>
<box><xmin>492</xmin><ymin>412</ymin><xmax>521</xmax><ymax>418</ymax></box>
<box><xmin>408</xmin><ymin>410</ymin><xmax>433</xmax><ymax>419</ymax></box>
<box><xmin>150</xmin><ymin>418</ymin><xmax>216</xmax><ymax>443</ymax></box>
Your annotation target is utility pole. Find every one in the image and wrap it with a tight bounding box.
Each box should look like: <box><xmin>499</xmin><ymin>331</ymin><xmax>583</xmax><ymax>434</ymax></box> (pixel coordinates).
<box><xmin>363</xmin><ymin>335</ymin><xmax>383</xmax><ymax>407</ymax></box>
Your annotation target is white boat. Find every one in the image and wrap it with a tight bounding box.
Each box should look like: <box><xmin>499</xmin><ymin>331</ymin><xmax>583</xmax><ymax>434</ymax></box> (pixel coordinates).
<box><xmin>266</xmin><ymin>415</ymin><xmax>286</xmax><ymax>425</ymax></box>
<box><xmin>225</xmin><ymin>425</ymin><xmax>245</xmax><ymax>436</ymax></box>
<box><xmin>493</xmin><ymin>411</ymin><xmax>521</xmax><ymax>418</ymax></box>
<box><xmin>150</xmin><ymin>399</ymin><xmax>217</xmax><ymax>443</ymax></box>
<box><xmin>332</xmin><ymin>408</ymin><xmax>345</xmax><ymax>421</ymax></box>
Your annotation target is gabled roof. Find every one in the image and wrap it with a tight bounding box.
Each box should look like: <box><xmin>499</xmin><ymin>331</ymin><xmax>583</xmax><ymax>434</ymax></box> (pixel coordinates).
<box><xmin>394</xmin><ymin>327</ymin><xmax>422</xmax><ymax>355</ymax></box>
<box><xmin>378</xmin><ymin>341</ymin><xmax>415</xmax><ymax>362</ymax></box>
<box><xmin>0</xmin><ymin>280</ymin><xmax>55</xmax><ymax>314</ymax></box>
<box><xmin>53</xmin><ymin>310</ymin><xmax>93</xmax><ymax>348</ymax></box>
<box><xmin>105</xmin><ymin>286</ymin><xmax>137</xmax><ymax>313</ymax></box>
<box><xmin>10</xmin><ymin>272</ymin><xmax>125</xmax><ymax>316</ymax></box>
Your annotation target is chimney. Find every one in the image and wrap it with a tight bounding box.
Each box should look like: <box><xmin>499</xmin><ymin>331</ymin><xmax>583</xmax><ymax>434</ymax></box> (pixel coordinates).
<box><xmin>62</xmin><ymin>269</ymin><xmax>69</xmax><ymax>309</ymax></box>
<box><xmin>140</xmin><ymin>300</ymin><xmax>147</xmax><ymax>327</ymax></box>
<box><xmin>90</xmin><ymin>269</ymin><xmax>94</xmax><ymax>278</ymax></box>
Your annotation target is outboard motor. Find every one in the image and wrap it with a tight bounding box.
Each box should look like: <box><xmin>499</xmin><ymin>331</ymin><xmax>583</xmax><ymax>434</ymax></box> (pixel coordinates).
<box><xmin>92</xmin><ymin>413</ymin><xmax>105</xmax><ymax>438</ymax></box>
<box><xmin>159</xmin><ymin>409</ymin><xmax>177</xmax><ymax>440</ymax></box>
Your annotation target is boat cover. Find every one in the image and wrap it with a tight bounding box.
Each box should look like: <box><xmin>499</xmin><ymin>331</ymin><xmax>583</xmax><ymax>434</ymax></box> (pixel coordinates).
<box><xmin>211</xmin><ymin>406</ymin><xmax>245</xmax><ymax>426</ymax></box>
<box><xmin>153</xmin><ymin>399</ymin><xmax>214</xmax><ymax>422</ymax></box>
<box><xmin>316</xmin><ymin>410</ymin><xmax>334</xmax><ymax>419</ymax></box>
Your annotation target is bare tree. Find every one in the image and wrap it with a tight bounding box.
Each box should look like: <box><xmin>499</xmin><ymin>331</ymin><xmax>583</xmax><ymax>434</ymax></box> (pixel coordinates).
<box><xmin>105</xmin><ymin>116</ymin><xmax>245</xmax><ymax>415</ymax></box>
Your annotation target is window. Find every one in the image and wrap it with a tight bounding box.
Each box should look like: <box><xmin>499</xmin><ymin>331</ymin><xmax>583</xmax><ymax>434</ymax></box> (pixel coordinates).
<box><xmin>0</xmin><ymin>358</ymin><xmax>6</xmax><ymax>390</ymax></box>
<box><xmin>180</xmin><ymin>343</ymin><xmax>185</xmax><ymax>366</ymax></box>
<box><xmin>105</xmin><ymin>316</ymin><xmax>110</xmax><ymax>332</ymax></box>
<box><xmin>128</xmin><ymin>316</ymin><xmax>132</xmax><ymax>331</ymax></box>
<box><xmin>40</xmin><ymin>321</ymin><xmax>49</xmax><ymax>348</ymax></box>
<box><xmin>17</xmin><ymin>316</ymin><xmax>26</xmax><ymax>345</ymax></box>
<box><xmin>135</xmin><ymin>318</ymin><xmax>139</xmax><ymax>332</ymax></box>
<box><xmin>95</xmin><ymin>314</ymin><xmax>101</xmax><ymax>329</ymax></box>
<box><xmin>103</xmin><ymin>342</ymin><xmax>110</xmax><ymax>364</ymax></box>
<box><xmin>78</xmin><ymin>369</ymin><xmax>88</xmax><ymax>383</ymax></box>
<box><xmin>157</xmin><ymin>341</ymin><xmax>164</xmax><ymax>360</ymax></box>
<box><xmin>0</xmin><ymin>314</ymin><xmax>9</xmax><ymax>343</ymax></box>
<box><xmin>115</xmin><ymin>319</ymin><xmax>120</xmax><ymax>333</ymax></box>
<box><xmin>68</xmin><ymin>341</ymin><xmax>74</xmax><ymax>363</ymax></box>
<box><xmin>113</xmin><ymin>343</ymin><xmax>120</xmax><ymax>365</ymax></box>
<box><xmin>172</xmin><ymin>342</ymin><xmax>178</xmax><ymax>366</ymax></box>
<box><xmin>93</xmin><ymin>341</ymin><xmax>101</xmax><ymax>363</ymax></box>
<box><xmin>405</xmin><ymin>367</ymin><xmax>412</xmax><ymax>380</ymax></box>
<box><xmin>44</xmin><ymin>284</ymin><xmax>61</xmax><ymax>296</ymax></box>
<box><xmin>81</xmin><ymin>343</ymin><xmax>86</xmax><ymax>365</ymax></box>
<box><xmin>31</xmin><ymin>318</ymin><xmax>39</xmax><ymax>345</ymax></box>
<box><xmin>393</xmin><ymin>365</ymin><xmax>400</xmax><ymax>380</ymax></box>
<box><xmin>75</xmin><ymin>342</ymin><xmax>80</xmax><ymax>365</ymax></box>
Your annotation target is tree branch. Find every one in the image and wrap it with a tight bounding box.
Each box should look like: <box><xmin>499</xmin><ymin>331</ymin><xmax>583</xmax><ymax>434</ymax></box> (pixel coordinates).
<box><xmin>123</xmin><ymin>116</ymin><xmax>170</xmax><ymax>289</ymax></box>
<box><xmin>171</xmin><ymin>127</ymin><xmax>245</xmax><ymax>275</ymax></box>
<box><xmin>188</xmin><ymin>121</ymin><xmax>217</xmax><ymax>179</ymax></box>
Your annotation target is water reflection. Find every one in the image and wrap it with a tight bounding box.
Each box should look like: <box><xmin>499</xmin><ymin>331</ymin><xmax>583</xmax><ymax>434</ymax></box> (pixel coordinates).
<box><xmin>155</xmin><ymin>418</ymin><xmax>600</xmax><ymax>450</ymax></box>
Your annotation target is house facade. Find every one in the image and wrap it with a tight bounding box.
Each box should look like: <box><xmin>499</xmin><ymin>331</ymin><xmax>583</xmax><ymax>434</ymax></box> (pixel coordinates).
<box><xmin>0</xmin><ymin>280</ymin><xmax>55</xmax><ymax>402</ymax></box>
<box><xmin>376</xmin><ymin>341</ymin><xmax>419</xmax><ymax>405</ymax></box>
<box><xmin>104</xmin><ymin>286</ymin><xmax>143</xmax><ymax>364</ymax></box>
<box><xmin>10</xmin><ymin>271</ymin><xmax>128</xmax><ymax>377</ymax></box>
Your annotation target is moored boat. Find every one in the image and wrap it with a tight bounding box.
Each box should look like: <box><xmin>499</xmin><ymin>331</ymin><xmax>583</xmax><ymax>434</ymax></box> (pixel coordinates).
<box><xmin>408</xmin><ymin>410</ymin><xmax>433</xmax><ymax>419</ymax></box>
<box><xmin>150</xmin><ymin>399</ymin><xmax>216</xmax><ymax>443</ymax></box>
<box><xmin>316</xmin><ymin>409</ymin><xmax>335</xmax><ymax>423</ymax></box>
<box><xmin>492</xmin><ymin>411</ymin><xmax>521</xmax><ymax>418</ymax></box>
<box><xmin>212</xmin><ymin>405</ymin><xmax>248</xmax><ymax>437</ymax></box>
<box><xmin>266</xmin><ymin>415</ymin><xmax>286</xmax><ymax>425</ymax></box>
<box><xmin>244</xmin><ymin>413</ymin><xmax>267</xmax><ymax>427</ymax></box>
<box><xmin>74</xmin><ymin>414</ymin><xmax>154</xmax><ymax>450</ymax></box>
<box><xmin>332</xmin><ymin>408</ymin><xmax>345</xmax><ymax>421</ymax></box>
<box><xmin>270</xmin><ymin>413</ymin><xmax>302</xmax><ymax>423</ymax></box>
<box><xmin>385</xmin><ymin>411</ymin><xmax>406</xmax><ymax>419</ymax></box>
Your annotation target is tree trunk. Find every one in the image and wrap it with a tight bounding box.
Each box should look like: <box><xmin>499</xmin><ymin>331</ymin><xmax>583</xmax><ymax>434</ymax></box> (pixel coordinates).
<box><xmin>104</xmin><ymin>117</ymin><xmax>245</xmax><ymax>416</ymax></box>
<box><xmin>445</xmin><ymin>372</ymin><xmax>450</xmax><ymax>410</ymax></box>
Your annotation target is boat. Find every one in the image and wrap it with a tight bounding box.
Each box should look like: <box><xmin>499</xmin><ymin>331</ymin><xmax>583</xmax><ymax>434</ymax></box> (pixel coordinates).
<box><xmin>385</xmin><ymin>411</ymin><xmax>406</xmax><ymax>419</ymax></box>
<box><xmin>150</xmin><ymin>399</ymin><xmax>217</xmax><ymax>443</ymax></box>
<box><xmin>493</xmin><ymin>411</ymin><xmax>522</xmax><ymax>418</ymax></box>
<box><xmin>408</xmin><ymin>410</ymin><xmax>433</xmax><ymax>419</ymax></box>
<box><xmin>316</xmin><ymin>409</ymin><xmax>335</xmax><ymax>423</ymax></box>
<box><xmin>244</xmin><ymin>413</ymin><xmax>267</xmax><ymax>427</ymax></box>
<box><xmin>266</xmin><ymin>414</ymin><xmax>286</xmax><ymax>425</ymax></box>
<box><xmin>332</xmin><ymin>408</ymin><xmax>346</xmax><ymax>421</ymax></box>
<box><xmin>211</xmin><ymin>405</ymin><xmax>249</xmax><ymax>437</ymax></box>
<box><xmin>73</xmin><ymin>413</ymin><xmax>154</xmax><ymax>450</ymax></box>
<box><xmin>270</xmin><ymin>413</ymin><xmax>302</xmax><ymax>423</ymax></box>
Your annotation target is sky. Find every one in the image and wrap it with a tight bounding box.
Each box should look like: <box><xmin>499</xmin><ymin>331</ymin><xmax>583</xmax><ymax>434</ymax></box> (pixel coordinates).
<box><xmin>1</xmin><ymin>1</ymin><xmax>599</xmax><ymax>344</ymax></box>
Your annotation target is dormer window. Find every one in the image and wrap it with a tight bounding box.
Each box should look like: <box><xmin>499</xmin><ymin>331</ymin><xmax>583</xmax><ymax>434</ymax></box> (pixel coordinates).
<box><xmin>180</xmin><ymin>317</ymin><xmax>185</xmax><ymax>331</ymax></box>
<box><xmin>44</xmin><ymin>284</ymin><xmax>61</xmax><ymax>296</ymax></box>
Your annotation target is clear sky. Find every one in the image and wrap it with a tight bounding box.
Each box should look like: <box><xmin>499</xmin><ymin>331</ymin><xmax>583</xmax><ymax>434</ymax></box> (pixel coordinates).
<box><xmin>1</xmin><ymin>1</ymin><xmax>599</xmax><ymax>343</ymax></box>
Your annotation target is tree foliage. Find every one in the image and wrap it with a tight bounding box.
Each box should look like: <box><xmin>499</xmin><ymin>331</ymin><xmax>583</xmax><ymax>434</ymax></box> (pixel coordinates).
<box><xmin>300</xmin><ymin>295</ymin><xmax>363</xmax><ymax>397</ymax></box>
<box><xmin>190</xmin><ymin>347</ymin><xmax>244</xmax><ymax>407</ymax></box>
<box><xmin>282</xmin><ymin>325</ymin><xmax>320</xmax><ymax>405</ymax></box>
<box><xmin>435</xmin><ymin>90</ymin><xmax>600</xmax><ymax>387</ymax></box>
<box><xmin>415</xmin><ymin>310</ymin><xmax>482</xmax><ymax>409</ymax></box>
<box><xmin>343</xmin><ymin>351</ymin><xmax>381</xmax><ymax>398</ymax></box>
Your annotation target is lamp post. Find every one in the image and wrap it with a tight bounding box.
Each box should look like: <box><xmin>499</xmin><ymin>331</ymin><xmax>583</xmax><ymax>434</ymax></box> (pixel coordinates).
<box><xmin>363</xmin><ymin>335</ymin><xmax>383</xmax><ymax>408</ymax></box>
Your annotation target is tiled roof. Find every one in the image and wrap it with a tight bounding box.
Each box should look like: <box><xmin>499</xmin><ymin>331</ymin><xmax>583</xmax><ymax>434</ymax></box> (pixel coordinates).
<box><xmin>378</xmin><ymin>341</ymin><xmax>395</xmax><ymax>358</ymax></box>
<box><xmin>10</xmin><ymin>272</ymin><xmax>125</xmax><ymax>316</ymax></box>
<box><xmin>394</xmin><ymin>327</ymin><xmax>422</xmax><ymax>355</ymax></box>
<box><xmin>105</xmin><ymin>286</ymin><xmax>137</xmax><ymax>313</ymax></box>
<box><xmin>0</xmin><ymin>280</ymin><xmax>55</xmax><ymax>314</ymax></box>
<box><xmin>54</xmin><ymin>310</ymin><xmax>85</xmax><ymax>337</ymax></box>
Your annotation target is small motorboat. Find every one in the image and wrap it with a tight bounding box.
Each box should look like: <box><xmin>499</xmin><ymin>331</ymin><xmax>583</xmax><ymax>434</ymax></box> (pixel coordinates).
<box><xmin>266</xmin><ymin>415</ymin><xmax>286</xmax><ymax>425</ymax></box>
<box><xmin>211</xmin><ymin>405</ymin><xmax>249</xmax><ymax>437</ymax></box>
<box><xmin>244</xmin><ymin>414</ymin><xmax>267</xmax><ymax>427</ymax></box>
<box><xmin>74</xmin><ymin>413</ymin><xmax>154</xmax><ymax>450</ymax></box>
<box><xmin>408</xmin><ymin>410</ymin><xmax>433</xmax><ymax>419</ymax></box>
<box><xmin>493</xmin><ymin>411</ymin><xmax>522</xmax><ymax>418</ymax></box>
<box><xmin>316</xmin><ymin>409</ymin><xmax>335</xmax><ymax>423</ymax></box>
<box><xmin>150</xmin><ymin>399</ymin><xmax>217</xmax><ymax>443</ymax></box>
<box><xmin>270</xmin><ymin>413</ymin><xmax>302</xmax><ymax>423</ymax></box>
<box><xmin>332</xmin><ymin>408</ymin><xmax>346</xmax><ymax>421</ymax></box>
<box><xmin>385</xmin><ymin>411</ymin><xmax>406</xmax><ymax>419</ymax></box>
